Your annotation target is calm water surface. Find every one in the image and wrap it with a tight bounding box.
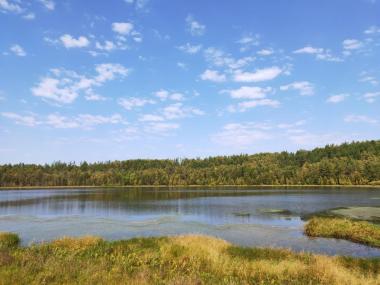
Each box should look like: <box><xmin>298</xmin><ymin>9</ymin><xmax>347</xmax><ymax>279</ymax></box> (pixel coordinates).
<box><xmin>0</xmin><ymin>187</ymin><xmax>380</xmax><ymax>257</ymax></box>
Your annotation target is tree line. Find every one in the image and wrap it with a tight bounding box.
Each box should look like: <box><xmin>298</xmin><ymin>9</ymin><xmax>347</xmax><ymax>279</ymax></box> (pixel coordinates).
<box><xmin>1</xmin><ymin>140</ymin><xmax>380</xmax><ymax>187</ymax></box>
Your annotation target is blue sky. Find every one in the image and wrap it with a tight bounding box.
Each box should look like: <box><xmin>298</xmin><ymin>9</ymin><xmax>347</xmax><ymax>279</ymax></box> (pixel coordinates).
<box><xmin>0</xmin><ymin>0</ymin><xmax>379</xmax><ymax>163</ymax></box>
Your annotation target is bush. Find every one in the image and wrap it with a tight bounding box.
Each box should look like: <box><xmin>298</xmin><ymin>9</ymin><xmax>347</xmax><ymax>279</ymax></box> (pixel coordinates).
<box><xmin>0</xmin><ymin>232</ymin><xmax>20</xmax><ymax>249</ymax></box>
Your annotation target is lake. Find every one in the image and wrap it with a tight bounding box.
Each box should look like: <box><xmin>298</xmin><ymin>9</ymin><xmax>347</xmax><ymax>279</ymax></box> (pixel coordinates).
<box><xmin>0</xmin><ymin>187</ymin><xmax>379</xmax><ymax>257</ymax></box>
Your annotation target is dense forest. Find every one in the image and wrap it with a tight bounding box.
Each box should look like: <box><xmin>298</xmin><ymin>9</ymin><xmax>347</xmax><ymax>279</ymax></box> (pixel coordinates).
<box><xmin>1</xmin><ymin>140</ymin><xmax>380</xmax><ymax>187</ymax></box>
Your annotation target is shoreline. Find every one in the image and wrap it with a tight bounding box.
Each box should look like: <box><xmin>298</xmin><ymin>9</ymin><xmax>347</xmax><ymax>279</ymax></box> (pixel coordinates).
<box><xmin>1</xmin><ymin>184</ymin><xmax>380</xmax><ymax>190</ymax></box>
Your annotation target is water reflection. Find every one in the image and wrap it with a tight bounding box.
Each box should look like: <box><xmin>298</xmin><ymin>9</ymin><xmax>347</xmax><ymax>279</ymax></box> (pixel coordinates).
<box><xmin>0</xmin><ymin>187</ymin><xmax>379</xmax><ymax>257</ymax></box>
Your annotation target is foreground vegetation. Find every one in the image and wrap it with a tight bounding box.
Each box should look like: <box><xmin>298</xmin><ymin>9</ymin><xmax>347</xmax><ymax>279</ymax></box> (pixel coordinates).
<box><xmin>0</xmin><ymin>233</ymin><xmax>379</xmax><ymax>284</ymax></box>
<box><xmin>1</xmin><ymin>140</ymin><xmax>380</xmax><ymax>187</ymax></box>
<box><xmin>305</xmin><ymin>217</ymin><xmax>380</xmax><ymax>248</ymax></box>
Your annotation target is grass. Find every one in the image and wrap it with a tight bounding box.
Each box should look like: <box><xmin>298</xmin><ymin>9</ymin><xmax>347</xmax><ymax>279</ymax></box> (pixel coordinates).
<box><xmin>0</xmin><ymin>232</ymin><xmax>20</xmax><ymax>249</ymax></box>
<box><xmin>0</xmin><ymin>233</ymin><xmax>379</xmax><ymax>284</ymax></box>
<box><xmin>305</xmin><ymin>217</ymin><xmax>380</xmax><ymax>248</ymax></box>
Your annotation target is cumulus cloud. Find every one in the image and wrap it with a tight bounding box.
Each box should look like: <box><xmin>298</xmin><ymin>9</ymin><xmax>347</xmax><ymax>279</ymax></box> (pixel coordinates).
<box><xmin>344</xmin><ymin>115</ymin><xmax>378</xmax><ymax>124</ymax></box>
<box><xmin>222</xmin><ymin>86</ymin><xmax>272</xmax><ymax>99</ymax></box>
<box><xmin>363</xmin><ymin>92</ymin><xmax>380</xmax><ymax>103</ymax></box>
<box><xmin>327</xmin><ymin>94</ymin><xmax>349</xmax><ymax>103</ymax></box>
<box><xmin>228</xmin><ymin>99</ymin><xmax>280</xmax><ymax>112</ymax></box>
<box><xmin>342</xmin><ymin>39</ymin><xmax>363</xmax><ymax>50</ymax></box>
<box><xmin>60</xmin><ymin>34</ymin><xmax>90</xmax><ymax>48</ymax></box>
<box><xmin>154</xmin><ymin>90</ymin><xmax>185</xmax><ymax>101</ymax></box>
<box><xmin>280</xmin><ymin>81</ymin><xmax>314</xmax><ymax>96</ymax></box>
<box><xmin>364</xmin><ymin>26</ymin><xmax>380</xmax><ymax>35</ymax></box>
<box><xmin>204</xmin><ymin>47</ymin><xmax>255</xmax><ymax>69</ymax></box>
<box><xmin>112</xmin><ymin>22</ymin><xmax>134</xmax><ymax>35</ymax></box>
<box><xmin>32</xmin><ymin>63</ymin><xmax>129</xmax><ymax>104</ymax></box>
<box><xmin>211</xmin><ymin>123</ymin><xmax>271</xmax><ymax>148</ymax></box>
<box><xmin>162</xmin><ymin>103</ymin><xmax>204</xmax><ymax>119</ymax></box>
<box><xmin>186</xmin><ymin>15</ymin><xmax>205</xmax><ymax>36</ymax></box>
<box><xmin>118</xmin><ymin>97</ymin><xmax>155</xmax><ymax>110</ymax></box>
<box><xmin>9</xmin><ymin>44</ymin><xmax>26</xmax><ymax>56</ymax></box>
<box><xmin>138</xmin><ymin>114</ymin><xmax>165</xmax><ymax>122</ymax></box>
<box><xmin>293</xmin><ymin>46</ymin><xmax>342</xmax><ymax>62</ymax></box>
<box><xmin>0</xmin><ymin>0</ymin><xmax>23</xmax><ymax>13</ymax></box>
<box><xmin>200</xmin><ymin>69</ymin><xmax>226</xmax><ymax>82</ymax></box>
<box><xmin>1</xmin><ymin>112</ymin><xmax>39</xmax><ymax>126</ymax></box>
<box><xmin>257</xmin><ymin>49</ymin><xmax>274</xmax><ymax>56</ymax></box>
<box><xmin>177</xmin><ymin>43</ymin><xmax>202</xmax><ymax>54</ymax></box>
<box><xmin>38</xmin><ymin>0</ymin><xmax>55</xmax><ymax>10</ymax></box>
<box><xmin>233</xmin><ymin>66</ymin><xmax>282</xmax><ymax>82</ymax></box>
<box><xmin>237</xmin><ymin>34</ymin><xmax>260</xmax><ymax>52</ymax></box>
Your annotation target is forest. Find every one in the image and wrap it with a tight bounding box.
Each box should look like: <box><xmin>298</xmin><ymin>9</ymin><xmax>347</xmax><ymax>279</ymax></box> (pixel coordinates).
<box><xmin>1</xmin><ymin>140</ymin><xmax>380</xmax><ymax>187</ymax></box>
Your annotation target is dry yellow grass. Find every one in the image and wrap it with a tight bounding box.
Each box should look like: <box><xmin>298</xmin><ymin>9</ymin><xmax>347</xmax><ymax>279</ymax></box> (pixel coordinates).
<box><xmin>305</xmin><ymin>217</ymin><xmax>380</xmax><ymax>248</ymax></box>
<box><xmin>0</xmin><ymin>233</ymin><xmax>379</xmax><ymax>284</ymax></box>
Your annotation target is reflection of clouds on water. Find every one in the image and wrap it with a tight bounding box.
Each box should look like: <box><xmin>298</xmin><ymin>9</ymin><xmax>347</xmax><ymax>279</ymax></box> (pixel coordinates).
<box><xmin>0</xmin><ymin>188</ymin><xmax>380</xmax><ymax>257</ymax></box>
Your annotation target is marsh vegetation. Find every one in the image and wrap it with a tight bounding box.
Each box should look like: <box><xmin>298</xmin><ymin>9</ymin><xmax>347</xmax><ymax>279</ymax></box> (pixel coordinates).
<box><xmin>1</xmin><ymin>233</ymin><xmax>379</xmax><ymax>285</ymax></box>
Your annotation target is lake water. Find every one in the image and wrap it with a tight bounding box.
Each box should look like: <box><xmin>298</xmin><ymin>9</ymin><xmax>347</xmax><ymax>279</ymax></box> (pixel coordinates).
<box><xmin>0</xmin><ymin>187</ymin><xmax>380</xmax><ymax>257</ymax></box>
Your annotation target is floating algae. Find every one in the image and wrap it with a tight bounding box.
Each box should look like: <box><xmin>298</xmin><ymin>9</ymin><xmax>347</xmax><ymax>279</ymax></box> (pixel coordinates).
<box><xmin>330</xmin><ymin>207</ymin><xmax>380</xmax><ymax>222</ymax></box>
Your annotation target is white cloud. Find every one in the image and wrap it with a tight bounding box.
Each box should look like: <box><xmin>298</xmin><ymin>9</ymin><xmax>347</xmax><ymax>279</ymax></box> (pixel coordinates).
<box><xmin>327</xmin><ymin>93</ymin><xmax>349</xmax><ymax>103</ymax></box>
<box><xmin>154</xmin><ymin>90</ymin><xmax>185</xmax><ymax>101</ymax></box>
<box><xmin>237</xmin><ymin>34</ymin><xmax>260</xmax><ymax>52</ymax></box>
<box><xmin>344</xmin><ymin>115</ymin><xmax>378</xmax><ymax>124</ymax></box>
<box><xmin>228</xmin><ymin>99</ymin><xmax>280</xmax><ymax>112</ymax></box>
<box><xmin>38</xmin><ymin>0</ymin><xmax>55</xmax><ymax>10</ymax></box>
<box><xmin>162</xmin><ymin>103</ymin><xmax>204</xmax><ymax>119</ymax></box>
<box><xmin>186</xmin><ymin>15</ymin><xmax>205</xmax><ymax>36</ymax></box>
<box><xmin>294</xmin><ymin>46</ymin><xmax>323</xmax><ymax>54</ymax></box>
<box><xmin>233</xmin><ymin>66</ymin><xmax>282</xmax><ymax>82</ymax></box>
<box><xmin>32</xmin><ymin>63</ymin><xmax>129</xmax><ymax>104</ymax></box>
<box><xmin>177</xmin><ymin>62</ymin><xmax>187</xmax><ymax>70</ymax></box>
<box><xmin>112</xmin><ymin>22</ymin><xmax>134</xmax><ymax>35</ymax></box>
<box><xmin>293</xmin><ymin>46</ymin><xmax>342</xmax><ymax>62</ymax></box>
<box><xmin>95</xmin><ymin>41</ymin><xmax>116</xmax><ymax>51</ymax></box>
<box><xmin>22</xmin><ymin>12</ymin><xmax>35</xmax><ymax>20</ymax></box>
<box><xmin>118</xmin><ymin>97</ymin><xmax>155</xmax><ymax>110</ymax></box>
<box><xmin>363</xmin><ymin>92</ymin><xmax>380</xmax><ymax>103</ymax></box>
<box><xmin>1</xmin><ymin>112</ymin><xmax>39</xmax><ymax>126</ymax></box>
<box><xmin>280</xmin><ymin>81</ymin><xmax>314</xmax><ymax>96</ymax></box>
<box><xmin>43</xmin><ymin>113</ymin><xmax>124</xmax><ymax>129</ymax></box>
<box><xmin>342</xmin><ymin>39</ymin><xmax>363</xmax><ymax>50</ymax></box>
<box><xmin>364</xmin><ymin>26</ymin><xmax>380</xmax><ymax>35</ymax></box>
<box><xmin>60</xmin><ymin>34</ymin><xmax>89</xmax><ymax>48</ymax></box>
<box><xmin>0</xmin><ymin>0</ymin><xmax>23</xmax><ymax>13</ymax></box>
<box><xmin>222</xmin><ymin>86</ymin><xmax>272</xmax><ymax>99</ymax></box>
<box><xmin>200</xmin><ymin>69</ymin><xmax>226</xmax><ymax>82</ymax></box>
<box><xmin>177</xmin><ymin>43</ymin><xmax>202</xmax><ymax>54</ymax></box>
<box><xmin>257</xmin><ymin>49</ymin><xmax>274</xmax><ymax>56</ymax></box>
<box><xmin>359</xmin><ymin>76</ymin><xmax>378</xmax><ymax>86</ymax></box>
<box><xmin>145</xmin><ymin>122</ymin><xmax>179</xmax><ymax>134</ymax></box>
<box><xmin>84</xmin><ymin>91</ymin><xmax>107</xmax><ymax>101</ymax></box>
<box><xmin>138</xmin><ymin>114</ymin><xmax>164</xmax><ymax>122</ymax></box>
<box><xmin>10</xmin><ymin>44</ymin><xmax>26</xmax><ymax>56</ymax></box>
<box><xmin>212</xmin><ymin>123</ymin><xmax>271</xmax><ymax>148</ymax></box>
<box><xmin>124</xmin><ymin>0</ymin><xmax>149</xmax><ymax>10</ymax></box>
<box><xmin>204</xmin><ymin>47</ymin><xmax>255</xmax><ymax>69</ymax></box>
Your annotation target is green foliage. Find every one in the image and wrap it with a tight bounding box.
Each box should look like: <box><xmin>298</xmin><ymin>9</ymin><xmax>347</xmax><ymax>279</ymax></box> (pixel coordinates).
<box><xmin>305</xmin><ymin>217</ymin><xmax>380</xmax><ymax>247</ymax></box>
<box><xmin>0</xmin><ymin>232</ymin><xmax>20</xmax><ymax>249</ymax></box>
<box><xmin>1</xmin><ymin>140</ymin><xmax>380</xmax><ymax>187</ymax></box>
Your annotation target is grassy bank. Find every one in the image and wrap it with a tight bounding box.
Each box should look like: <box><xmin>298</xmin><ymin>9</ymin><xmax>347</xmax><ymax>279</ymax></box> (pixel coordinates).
<box><xmin>1</xmin><ymin>184</ymin><xmax>380</xmax><ymax>190</ymax></box>
<box><xmin>305</xmin><ymin>217</ymin><xmax>380</xmax><ymax>248</ymax></box>
<box><xmin>0</xmin><ymin>233</ymin><xmax>379</xmax><ymax>284</ymax></box>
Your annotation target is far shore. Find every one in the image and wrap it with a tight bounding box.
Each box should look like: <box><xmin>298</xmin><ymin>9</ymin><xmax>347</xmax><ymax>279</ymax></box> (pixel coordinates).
<box><xmin>1</xmin><ymin>184</ymin><xmax>380</xmax><ymax>190</ymax></box>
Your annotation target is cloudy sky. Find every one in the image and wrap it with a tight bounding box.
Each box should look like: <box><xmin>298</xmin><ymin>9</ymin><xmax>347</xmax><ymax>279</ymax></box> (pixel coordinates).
<box><xmin>0</xmin><ymin>0</ymin><xmax>379</xmax><ymax>163</ymax></box>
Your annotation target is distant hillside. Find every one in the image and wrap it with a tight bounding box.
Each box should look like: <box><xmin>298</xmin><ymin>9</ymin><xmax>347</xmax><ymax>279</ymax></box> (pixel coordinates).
<box><xmin>1</xmin><ymin>140</ymin><xmax>380</xmax><ymax>187</ymax></box>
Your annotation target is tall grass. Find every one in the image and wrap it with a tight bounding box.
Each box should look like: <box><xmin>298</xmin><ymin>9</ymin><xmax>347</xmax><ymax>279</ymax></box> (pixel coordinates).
<box><xmin>0</xmin><ymin>233</ymin><xmax>379</xmax><ymax>284</ymax></box>
<box><xmin>305</xmin><ymin>217</ymin><xmax>380</xmax><ymax>248</ymax></box>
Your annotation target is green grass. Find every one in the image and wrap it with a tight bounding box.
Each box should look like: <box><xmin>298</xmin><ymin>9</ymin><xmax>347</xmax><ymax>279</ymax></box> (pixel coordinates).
<box><xmin>0</xmin><ymin>233</ymin><xmax>379</xmax><ymax>284</ymax></box>
<box><xmin>305</xmin><ymin>217</ymin><xmax>380</xmax><ymax>248</ymax></box>
<box><xmin>0</xmin><ymin>232</ymin><xmax>20</xmax><ymax>249</ymax></box>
